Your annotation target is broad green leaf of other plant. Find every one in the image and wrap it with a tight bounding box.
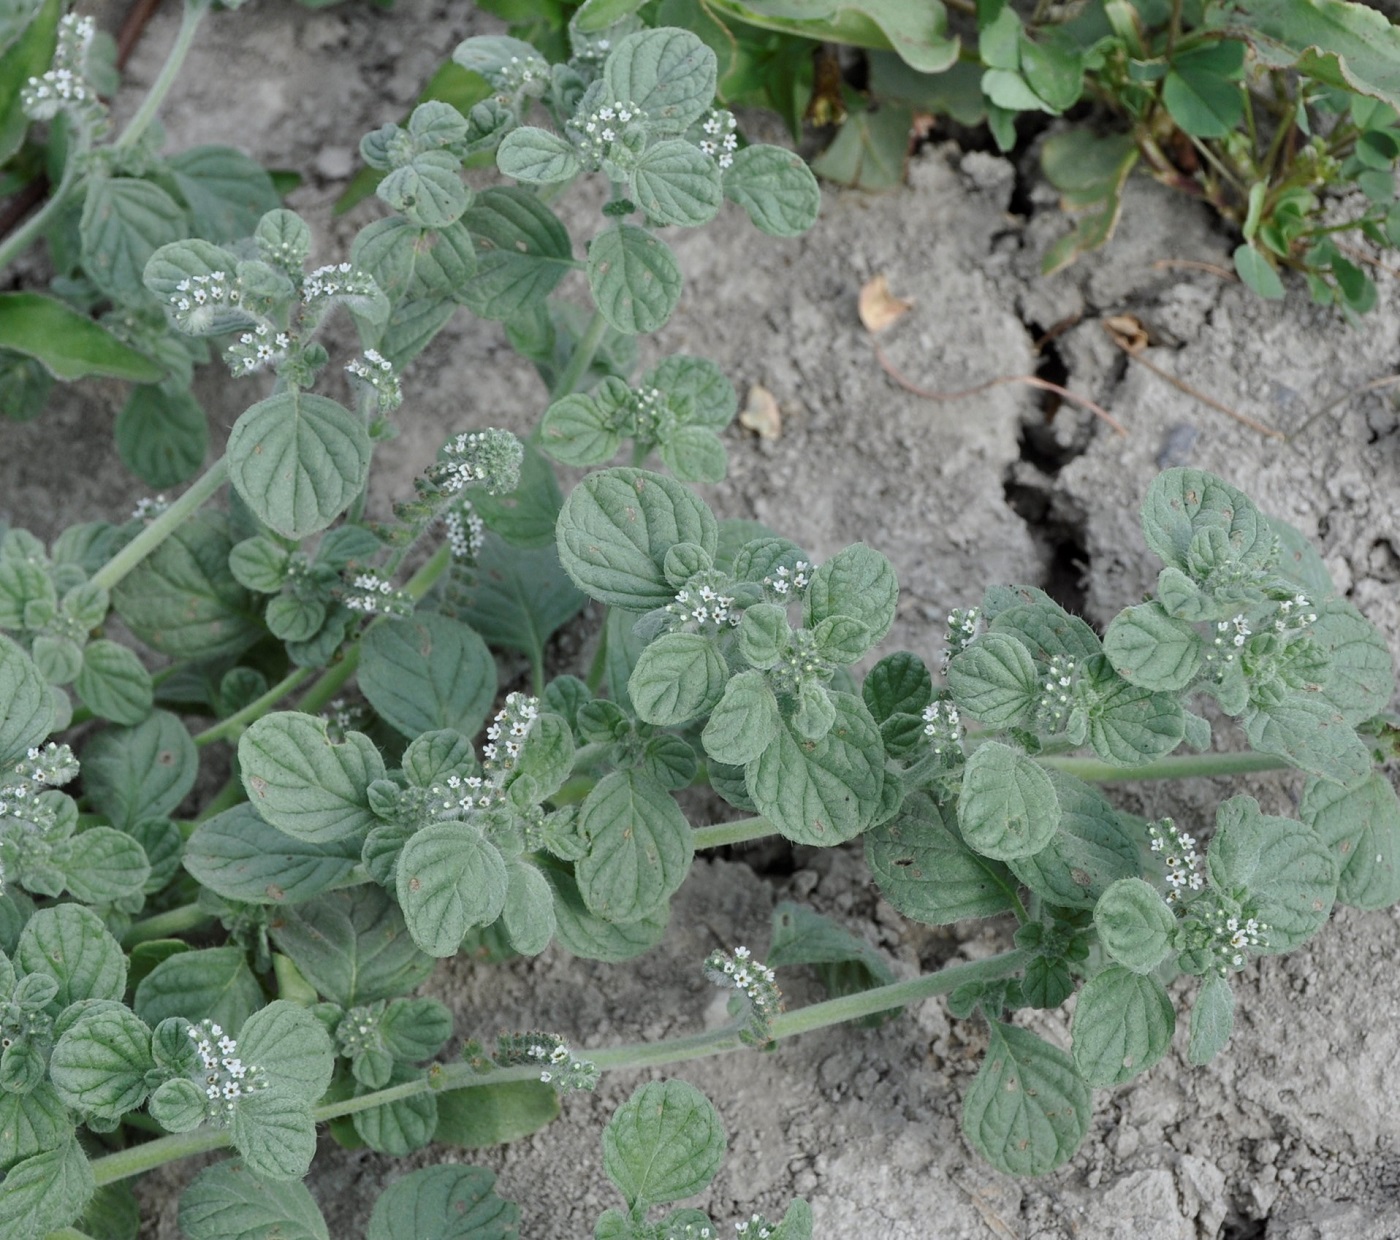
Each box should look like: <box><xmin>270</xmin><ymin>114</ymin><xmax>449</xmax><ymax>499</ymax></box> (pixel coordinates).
<box><xmin>0</xmin><ymin>293</ymin><xmax>163</xmax><ymax>383</ymax></box>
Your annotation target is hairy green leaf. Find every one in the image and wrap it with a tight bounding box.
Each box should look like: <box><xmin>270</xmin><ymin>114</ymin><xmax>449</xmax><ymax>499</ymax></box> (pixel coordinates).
<box><xmin>0</xmin><ymin>293</ymin><xmax>162</xmax><ymax>383</ymax></box>
<box><xmin>0</xmin><ymin>632</ymin><xmax>53</xmax><ymax>766</ymax></box>
<box><xmin>133</xmin><ymin>946</ymin><xmax>261</xmax><ymax>1030</ymax></box>
<box><xmin>603</xmin><ymin>28</ymin><xmax>718</xmax><ymax>133</ymax></box>
<box><xmin>226</xmin><ymin>391</ymin><xmax>371</xmax><ymax>540</ymax></box>
<box><xmin>1071</xmin><ymin>965</ymin><xmax>1175</xmax><ymax>1086</ymax></box>
<box><xmin>1301</xmin><ymin>774</ymin><xmax>1400</xmax><ymax>910</ymax></box>
<box><xmin>434</xmin><ymin>1081</ymin><xmax>559</xmax><ymax>1149</ymax></box>
<box><xmin>702</xmin><ymin>668</ymin><xmax>780</xmax><ymax>766</ymax></box>
<box><xmin>178</xmin><ymin>1161</ymin><xmax>329</xmax><ymax>1240</ymax></box>
<box><xmin>629</xmin><ymin>631</ymin><xmax>729</xmax><ymax>725</ymax></box>
<box><xmin>359</xmin><ymin>612</ymin><xmax>496</xmax><ymax>741</ymax></box>
<box><xmin>603</xmin><ymin>1079</ymin><xmax>725</xmax><ymax>1207</ymax></box>
<box><xmin>632</xmin><ymin>138</ymin><xmax>723</xmax><ymax>227</ymax></box>
<box><xmin>723</xmin><ymin>143</ymin><xmax>821</xmax><ymax>236</ymax></box>
<box><xmin>959</xmin><ymin>741</ymin><xmax>1060</xmax><ymax>860</ymax></box>
<box><xmin>461</xmin><ymin>187</ymin><xmax>573</xmax><ymax>320</ymax></box>
<box><xmin>588</xmin><ymin>224</ymin><xmax>683</xmax><ymax>335</ymax></box>
<box><xmin>73</xmin><ymin>639</ymin><xmax>153</xmax><ymax>726</ymax></box>
<box><xmin>1187</xmin><ymin>972</ymin><xmax>1235</xmax><ymax>1066</ymax></box>
<box><xmin>49</xmin><ymin>1007</ymin><xmax>153</xmax><ymax>1120</ymax></box>
<box><xmin>962</xmin><ymin>1021</ymin><xmax>1090</xmax><ymax>1177</ymax></box>
<box><xmin>1103</xmin><ymin>601</ymin><xmax>1203</xmax><ymax>691</ymax></box>
<box><xmin>1093</xmin><ymin>877</ymin><xmax>1177</xmax><ymax>973</ymax></box>
<box><xmin>946</xmin><ymin>632</ymin><xmax>1038</xmax><ymax>727</ymax></box>
<box><xmin>367</xmin><ymin>1165</ymin><xmax>519</xmax><ymax>1240</ymax></box>
<box><xmin>577</xmin><ymin>771</ymin><xmax>693</xmax><ymax>922</ymax></box>
<box><xmin>82</xmin><ymin>710</ymin><xmax>196</xmax><ymax>831</ymax></box>
<box><xmin>396</xmin><ymin>825</ymin><xmax>508</xmax><ymax>957</ymax></box>
<box><xmin>865</xmin><ymin>792</ymin><xmax>1019</xmax><ymax>924</ymax></box>
<box><xmin>81</xmin><ymin>177</ymin><xmax>188</xmax><ymax>300</ymax></box>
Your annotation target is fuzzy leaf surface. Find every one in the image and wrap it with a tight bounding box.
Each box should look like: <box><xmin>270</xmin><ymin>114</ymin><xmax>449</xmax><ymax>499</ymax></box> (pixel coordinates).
<box><xmin>1093</xmin><ymin>878</ymin><xmax>1176</xmax><ymax>973</ymax></box>
<box><xmin>1103</xmin><ymin>601</ymin><xmax>1203</xmax><ymax>691</ymax></box>
<box><xmin>603</xmin><ymin>1079</ymin><xmax>725</xmax><ymax>1207</ymax></box>
<box><xmin>577</xmin><ymin>770</ymin><xmax>693</xmax><ymax>923</ymax></box>
<box><xmin>82</xmin><ymin>710</ymin><xmax>197</xmax><ymax>830</ymax></box>
<box><xmin>178</xmin><ymin>1161</ymin><xmax>329</xmax><ymax>1240</ymax></box>
<box><xmin>16</xmin><ymin>904</ymin><xmax>126</xmax><ymax>1009</ymax></box>
<box><xmin>745</xmin><ymin>692</ymin><xmax>884</xmax><ymax>845</ymax></box>
<box><xmin>367</xmin><ymin>1165</ymin><xmax>519</xmax><ymax>1239</ymax></box>
<box><xmin>239</xmin><ymin>713</ymin><xmax>385</xmax><ymax>843</ymax></box>
<box><xmin>1188</xmin><ymin>973</ymin><xmax>1235</xmax><ymax>1066</ymax></box>
<box><xmin>962</xmin><ymin>1021</ymin><xmax>1090</xmax><ymax>1177</ymax></box>
<box><xmin>587</xmin><ymin>224</ymin><xmax>683</xmax><ymax>335</ymax></box>
<box><xmin>959</xmin><ymin>741</ymin><xmax>1060</xmax><ymax>860</ymax></box>
<box><xmin>1071</xmin><ymin>965</ymin><xmax>1175</xmax><ymax>1086</ymax></box>
<box><xmin>946</xmin><ymin>632</ymin><xmax>1038</xmax><ymax>727</ymax></box>
<box><xmin>396</xmin><ymin>826</ymin><xmax>508</xmax><ymax>957</ymax></box>
<box><xmin>629</xmin><ymin>631</ymin><xmax>728</xmax><ymax>725</ymax></box>
<box><xmin>359</xmin><ymin>613</ymin><xmax>496</xmax><ymax>741</ymax></box>
<box><xmin>722</xmin><ymin>143</ymin><xmax>821</xmax><ymax>236</ymax></box>
<box><xmin>1301</xmin><ymin>774</ymin><xmax>1400</xmax><ymax>910</ymax></box>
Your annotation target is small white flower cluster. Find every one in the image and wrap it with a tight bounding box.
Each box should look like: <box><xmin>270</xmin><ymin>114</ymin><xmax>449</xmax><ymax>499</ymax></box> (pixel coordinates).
<box><xmin>1148</xmin><ymin>818</ymin><xmax>1206</xmax><ymax>904</ymax></box>
<box><xmin>1207</xmin><ymin>910</ymin><xmax>1269</xmax><ymax>973</ymax></box>
<box><xmin>940</xmin><ymin>606</ymin><xmax>980</xmax><ymax>672</ymax></box>
<box><xmin>697</xmin><ymin>108</ymin><xmax>739</xmax><ymax>170</ymax></box>
<box><xmin>187</xmin><ymin>1019</ymin><xmax>267</xmax><ymax>1123</ymax></box>
<box><xmin>768</xmin><ymin>629</ymin><xmax>831</xmax><ymax>698</ymax></box>
<box><xmin>343</xmin><ymin>572</ymin><xmax>414</xmax><ymax>617</ymax></box>
<box><xmin>1212</xmin><ymin>614</ymin><xmax>1252</xmax><ymax>658</ymax></box>
<box><xmin>302</xmin><ymin>262</ymin><xmax>376</xmax><ymax>303</ymax></box>
<box><xmin>321</xmin><ymin>698</ymin><xmax>369</xmax><ymax>743</ymax></box>
<box><xmin>345</xmin><ymin>349</ymin><xmax>402</xmax><ymax>413</ymax></box>
<box><xmin>226</xmin><ymin>323</ymin><xmax>292</xmax><ymax>377</ymax></box>
<box><xmin>522</xmin><ymin>1040</ymin><xmax>599</xmax><ymax>1091</ymax></box>
<box><xmin>1271</xmin><ymin>592</ymin><xmax>1318</xmax><ymax>635</ymax></box>
<box><xmin>335</xmin><ymin>1002</ymin><xmax>383</xmax><ymax>1058</ymax></box>
<box><xmin>442</xmin><ymin>498</ymin><xmax>485</xmax><ymax>562</ymax></box>
<box><xmin>761</xmin><ymin>560</ymin><xmax>812</xmax><ymax>599</ymax></box>
<box><xmin>704</xmin><ymin>945</ymin><xmax>782</xmax><ymax>1045</ymax></box>
<box><xmin>483</xmin><ymin>692</ymin><xmax>539</xmax><ymax>777</ymax></box>
<box><xmin>131</xmin><ymin>495</ymin><xmax>170</xmax><ymax>522</ymax></box>
<box><xmin>431</xmin><ymin>770</ymin><xmax>503</xmax><ymax>816</ymax></box>
<box><xmin>668</xmin><ymin>579</ymin><xmax>740</xmax><ymax>632</ymax></box>
<box><xmin>167</xmin><ymin>272</ymin><xmax>246</xmax><ymax>337</ymax></box>
<box><xmin>573</xmin><ymin>99</ymin><xmax>644</xmax><ymax>165</ymax></box>
<box><xmin>0</xmin><ymin>743</ymin><xmax>79</xmax><ymax>821</ymax></box>
<box><xmin>921</xmin><ymin>699</ymin><xmax>962</xmax><ymax>756</ymax></box>
<box><xmin>1035</xmin><ymin>654</ymin><xmax>1077</xmax><ymax>730</ymax></box>
<box><xmin>629</xmin><ymin>385</ymin><xmax>669</xmax><ymax>439</ymax></box>
<box><xmin>433</xmin><ymin>428</ymin><xmax>524</xmax><ymax>497</ymax></box>
<box><xmin>492</xmin><ymin>52</ymin><xmax>549</xmax><ymax>101</ymax></box>
<box><xmin>734</xmin><ymin>1216</ymin><xmax>778</xmax><ymax>1239</ymax></box>
<box><xmin>22</xmin><ymin>15</ymin><xmax>104</xmax><ymax>128</ymax></box>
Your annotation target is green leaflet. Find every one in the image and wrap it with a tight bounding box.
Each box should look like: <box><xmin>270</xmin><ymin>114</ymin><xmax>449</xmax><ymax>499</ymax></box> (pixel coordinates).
<box><xmin>460</xmin><ymin>187</ymin><xmax>573</xmax><ymax>321</ymax></box>
<box><xmin>0</xmin><ymin>1083</ymin><xmax>71</xmax><ymax>1168</ymax></box>
<box><xmin>433</xmin><ymin>1081</ymin><xmax>559</xmax><ymax>1149</ymax></box>
<box><xmin>1162</xmin><ymin>40</ymin><xmax>1246</xmax><ymax>139</ymax></box>
<box><xmin>1071</xmin><ymin>965</ymin><xmax>1175</xmax><ymax>1086</ymax></box>
<box><xmin>745</xmin><ymin>691</ymin><xmax>885</xmax><ymax>845</ymax></box>
<box><xmin>378</xmin><ymin>152</ymin><xmax>471</xmax><ymax>229</ymax></box>
<box><xmin>49</xmin><ymin>1007</ymin><xmax>153</xmax><ymax>1120</ymax></box>
<box><xmin>1140</xmin><ymin>468</ymin><xmax>1275</xmax><ymax>579</ymax></box>
<box><xmin>1006</xmin><ymin>770</ymin><xmax>1140</xmax><ymax>910</ymax></box>
<box><xmin>576</xmin><ymin>770</ymin><xmax>694</xmax><ymax>922</ymax></box>
<box><xmin>556</xmin><ymin>467</ymin><xmax>718</xmax><ymax>610</ymax></box>
<box><xmin>112</xmin><ymin>512</ymin><xmax>262</xmax><ymax>659</ymax></box>
<box><xmin>266</xmin><ymin>887</ymin><xmax>433</xmax><ymax>1006</ymax></box>
<box><xmin>1187</xmin><ymin>972</ymin><xmax>1235</xmax><ymax>1066</ymax></box>
<box><xmin>1103</xmin><ymin>601</ymin><xmax>1203</xmax><ymax>692</ymax></box>
<box><xmin>628</xmin><ymin>631</ymin><xmax>729</xmax><ymax>725</ymax></box>
<box><xmin>226</xmin><ymin>391</ymin><xmax>372</xmax><ymax>541</ymax></box>
<box><xmin>358</xmin><ymin>612</ymin><xmax>496</xmax><ymax>741</ymax></box>
<box><xmin>352</xmin><ymin>1063</ymin><xmax>438</xmax><ymax>1155</ymax></box>
<box><xmin>804</xmin><ymin>543</ymin><xmax>898</xmax><ymax>647</ymax></box>
<box><xmin>1242</xmin><ymin>692</ymin><xmax>1371</xmax><ymax>787</ymax></box>
<box><xmin>51</xmin><ymin>826</ymin><xmax>150</xmax><ymax>905</ymax></box>
<box><xmin>603</xmin><ymin>28</ymin><xmax>718</xmax><ymax>133</ymax></box>
<box><xmin>133</xmin><ymin>946</ymin><xmax>261</xmax><ymax>1031</ymax></box>
<box><xmin>602</xmin><ymin>1079</ymin><xmax>726</xmax><ymax>1208</ymax></box>
<box><xmin>352</xmin><ymin>217</ymin><xmax>477</xmax><ymax>307</ymax></box>
<box><xmin>115</xmin><ymin>385</ymin><xmax>208</xmax><ymax>490</ymax></box>
<box><xmin>702</xmin><ymin>668</ymin><xmax>781</xmax><ymax>766</ymax></box>
<box><xmin>632</xmin><ymin>138</ymin><xmax>724</xmax><ymax>227</ymax></box>
<box><xmin>185</xmin><ymin>803</ymin><xmax>363</xmax><ymax>907</ymax></box>
<box><xmin>543</xmin><ymin>861</ymin><xmax>670</xmax><ymax>962</ymax></box>
<box><xmin>1207</xmin><ymin>795</ymin><xmax>1337</xmax><ymax>952</ymax></box>
<box><xmin>230</xmin><ymin>1088</ymin><xmax>319</xmax><ymax>1182</ymax></box>
<box><xmin>501</xmin><ymin>859</ymin><xmax>556</xmax><ymax>956</ymax></box>
<box><xmin>1300</xmin><ymin>774</ymin><xmax>1400</xmax><ymax>910</ymax></box>
<box><xmin>0</xmin><ymin>632</ymin><xmax>53</xmax><ymax>766</ymax></box>
<box><xmin>81</xmin><ymin>177</ymin><xmax>189</xmax><ymax>301</ymax></box>
<box><xmin>240</xmin><ymin>713</ymin><xmax>385</xmax><ymax>843</ymax></box>
<box><xmin>367</xmin><ymin>1165</ymin><xmax>520</xmax><ymax>1240</ymax></box>
<box><xmin>167</xmin><ymin>145</ymin><xmax>281</xmax><ymax>244</ymax></box>
<box><xmin>722</xmin><ymin>144</ymin><xmax>822</xmax><ymax>237</ymax></box>
<box><xmin>395</xmin><ymin>825</ymin><xmax>508</xmax><ymax>957</ymax></box>
<box><xmin>81</xmin><ymin>710</ymin><xmax>197</xmax><ymax>831</ymax></box>
<box><xmin>0</xmin><ymin>1130</ymin><xmax>94</xmax><ymax>1240</ymax></box>
<box><xmin>16</xmin><ymin>905</ymin><xmax>126</xmax><ymax>1009</ymax></box>
<box><xmin>861</xmin><ymin>651</ymin><xmax>932</xmax><ymax>722</ymax></box>
<box><xmin>178</xmin><ymin>1161</ymin><xmax>329</xmax><ymax>1240</ymax></box>
<box><xmin>587</xmin><ymin>224</ymin><xmax>684</xmax><ymax>335</ymax></box>
<box><xmin>961</xmin><ymin>1021</ymin><xmax>1091</xmax><ymax>1177</ymax></box>
<box><xmin>496</xmin><ymin>126</ymin><xmax>581</xmax><ymax>184</ymax></box>
<box><xmin>446</xmin><ymin>537</ymin><xmax>586</xmax><ymax>671</ymax></box>
<box><xmin>1093</xmin><ymin>878</ymin><xmax>1177</xmax><ymax>974</ymax></box>
<box><xmin>239</xmin><ymin>1001</ymin><xmax>336</xmax><ymax>1107</ymax></box>
<box><xmin>946</xmin><ymin>632</ymin><xmax>1038</xmax><ymax>727</ymax></box>
<box><xmin>958</xmin><ymin>741</ymin><xmax>1060</xmax><ymax>861</ymax></box>
<box><xmin>0</xmin><ymin>293</ymin><xmax>163</xmax><ymax>384</ymax></box>
<box><xmin>1082</xmin><ymin>658</ymin><xmax>1185</xmax><ymax>766</ymax></box>
<box><xmin>865</xmin><ymin>792</ymin><xmax>1020</xmax><ymax>924</ymax></box>
<box><xmin>1309</xmin><ymin>596</ymin><xmax>1395</xmax><ymax>726</ymax></box>
<box><xmin>73</xmin><ymin>639</ymin><xmax>153</xmax><ymax>726</ymax></box>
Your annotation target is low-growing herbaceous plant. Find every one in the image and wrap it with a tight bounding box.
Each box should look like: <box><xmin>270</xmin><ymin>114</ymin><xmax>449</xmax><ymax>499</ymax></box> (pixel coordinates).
<box><xmin>0</xmin><ymin>4</ymin><xmax>1397</xmax><ymax>1238</ymax></box>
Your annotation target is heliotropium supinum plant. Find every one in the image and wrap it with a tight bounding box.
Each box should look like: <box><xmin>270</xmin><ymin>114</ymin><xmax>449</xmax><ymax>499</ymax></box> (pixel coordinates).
<box><xmin>0</xmin><ymin>5</ymin><xmax>1397</xmax><ymax>1238</ymax></box>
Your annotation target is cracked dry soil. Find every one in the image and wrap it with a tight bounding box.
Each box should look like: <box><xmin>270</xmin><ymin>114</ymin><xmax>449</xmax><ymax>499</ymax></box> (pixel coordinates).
<box><xmin>4</xmin><ymin>2</ymin><xmax>1400</xmax><ymax>1236</ymax></box>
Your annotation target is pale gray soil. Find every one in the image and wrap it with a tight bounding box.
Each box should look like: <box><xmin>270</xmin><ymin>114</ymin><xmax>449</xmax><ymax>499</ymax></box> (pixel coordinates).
<box><xmin>6</xmin><ymin>1</ymin><xmax>1400</xmax><ymax>1236</ymax></box>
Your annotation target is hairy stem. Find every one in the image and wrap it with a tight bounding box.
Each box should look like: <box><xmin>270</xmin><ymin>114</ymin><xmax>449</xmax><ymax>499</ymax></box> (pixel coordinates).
<box><xmin>1042</xmin><ymin>751</ymin><xmax>1291</xmax><ymax>782</ymax></box>
<box><xmin>113</xmin><ymin>0</ymin><xmax>211</xmax><ymax>151</ymax></box>
<box><xmin>549</xmin><ymin>309</ymin><xmax>609</xmax><ymax>402</ymax></box>
<box><xmin>89</xmin><ymin>458</ymin><xmax>229</xmax><ymax>593</ymax></box>
<box><xmin>122</xmin><ymin>902</ymin><xmax>212</xmax><ymax>948</ymax></box>
<box><xmin>193</xmin><ymin>666</ymin><xmax>316</xmax><ymax>747</ymax></box>
<box><xmin>0</xmin><ymin>150</ymin><xmax>82</xmax><ymax>273</ymax></box>
<box><xmin>87</xmin><ymin>948</ymin><xmax>1031</xmax><ymax>1186</ymax></box>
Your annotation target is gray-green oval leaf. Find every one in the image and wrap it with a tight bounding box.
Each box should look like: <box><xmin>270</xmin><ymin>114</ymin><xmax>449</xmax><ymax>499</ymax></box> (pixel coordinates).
<box><xmin>396</xmin><ymin>825</ymin><xmax>508</xmax><ymax>957</ymax></box>
<box><xmin>602</xmin><ymin>1079</ymin><xmax>725</xmax><ymax>1207</ymax></box>
<box><xmin>959</xmin><ymin>741</ymin><xmax>1060</xmax><ymax>860</ymax></box>
<box><xmin>226</xmin><ymin>391</ymin><xmax>372</xmax><ymax>540</ymax></box>
<box><xmin>587</xmin><ymin>224</ymin><xmax>682</xmax><ymax>335</ymax></box>
<box><xmin>1093</xmin><ymin>877</ymin><xmax>1177</xmax><ymax>974</ymax></box>
<box><xmin>628</xmin><ymin>631</ymin><xmax>728</xmax><ymax>725</ymax></box>
<box><xmin>358</xmin><ymin>612</ymin><xmax>496</xmax><ymax>740</ymax></box>
<box><xmin>1071</xmin><ymin>965</ymin><xmax>1175</xmax><ymax>1087</ymax></box>
<box><xmin>576</xmin><ymin>771</ymin><xmax>693</xmax><ymax>923</ymax></box>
